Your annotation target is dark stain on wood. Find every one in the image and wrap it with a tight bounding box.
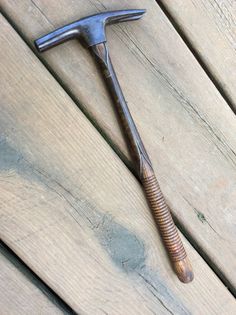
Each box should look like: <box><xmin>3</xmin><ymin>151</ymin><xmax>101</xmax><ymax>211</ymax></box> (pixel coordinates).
<box><xmin>0</xmin><ymin>137</ymin><xmax>23</xmax><ymax>171</ymax></box>
<box><xmin>94</xmin><ymin>213</ymin><xmax>146</xmax><ymax>272</ymax></box>
<box><xmin>0</xmin><ymin>136</ymin><xmax>188</xmax><ymax>313</ymax></box>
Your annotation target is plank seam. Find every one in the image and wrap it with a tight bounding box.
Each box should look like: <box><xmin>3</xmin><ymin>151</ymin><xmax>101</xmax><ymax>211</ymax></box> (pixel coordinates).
<box><xmin>173</xmin><ymin>215</ymin><xmax>236</xmax><ymax>297</ymax></box>
<box><xmin>0</xmin><ymin>241</ymin><xmax>78</xmax><ymax>315</ymax></box>
<box><xmin>155</xmin><ymin>0</ymin><xmax>236</xmax><ymax>115</ymax></box>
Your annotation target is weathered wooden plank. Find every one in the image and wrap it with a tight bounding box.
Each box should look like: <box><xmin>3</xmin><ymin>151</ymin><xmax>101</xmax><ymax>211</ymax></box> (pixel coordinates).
<box><xmin>0</xmin><ymin>14</ymin><xmax>236</xmax><ymax>315</ymax></box>
<box><xmin>1</xmin><ymin>0</ymin><xmax>236</xmax><ymax>290</ymax></box>
<box><xmin>158</xmin><ymin>0</ymin><xmax>236</xmax><ymax>111</ymax></box>
<box><xmin>0</xmin><ymin>244</ymin><xmax>66</xmax><ymax>315</ymax></box>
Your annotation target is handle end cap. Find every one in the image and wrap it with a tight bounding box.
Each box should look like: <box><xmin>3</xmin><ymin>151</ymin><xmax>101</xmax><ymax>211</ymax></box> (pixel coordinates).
<box><xmin>174</xmin><ymin>257</ymin><xmax>194</xmax><ymax>283</ymax></box>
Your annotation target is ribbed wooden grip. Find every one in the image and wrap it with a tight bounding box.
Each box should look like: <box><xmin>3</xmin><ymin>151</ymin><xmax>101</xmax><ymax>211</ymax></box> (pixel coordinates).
<box><xmin>143</xmin><ymin>175</ymin><xmax>194</xmax><ymax>283</ymax></box>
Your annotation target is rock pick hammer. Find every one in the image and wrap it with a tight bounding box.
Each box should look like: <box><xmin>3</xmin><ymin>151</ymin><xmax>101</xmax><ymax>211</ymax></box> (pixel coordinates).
<box><xmin>35</xmin><ymin>9</ymin><xmax>193</xmax><ymax>283</ymax></box>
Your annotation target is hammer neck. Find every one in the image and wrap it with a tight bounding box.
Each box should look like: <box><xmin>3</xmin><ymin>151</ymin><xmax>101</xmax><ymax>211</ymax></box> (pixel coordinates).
<box><xmin>90</xmin><ymin>43</ymin><xmax>153</xmax><ymax>179</ymax></box>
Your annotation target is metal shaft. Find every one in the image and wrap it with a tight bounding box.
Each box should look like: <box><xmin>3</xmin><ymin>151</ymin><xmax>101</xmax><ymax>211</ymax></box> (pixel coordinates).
<box><xmin>91</xmin><ymin>42</ymin><xmax>193</xmax><ymax>283</ymax></box>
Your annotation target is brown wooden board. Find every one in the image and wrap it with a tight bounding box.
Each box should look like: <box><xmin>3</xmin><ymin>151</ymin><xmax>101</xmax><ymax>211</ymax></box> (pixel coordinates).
<box><xmin>1</xmin><ymin>0</ymin><xmax>236</xmax><ymax>291</ymax></box>
<box><xmin>158</xmin><ymin>0</ymin><xmax>236</xmax><ymax>111</ymax></box>
<box><xmin>0</xmin><ymin>13</ymin><xmax>236</xmax><ymax>315</ymax></box>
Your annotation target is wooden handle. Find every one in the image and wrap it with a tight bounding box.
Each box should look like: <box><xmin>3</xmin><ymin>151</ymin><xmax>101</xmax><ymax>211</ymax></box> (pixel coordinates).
<box><xmin>142</xmin><ymin>173</ymin><xmax>193</xmax><ymax>283</ymax></box>
<box><xmin>90</xmin><ymin>42</ymin><xmax>193</xmax><ymax>282</ymax></box>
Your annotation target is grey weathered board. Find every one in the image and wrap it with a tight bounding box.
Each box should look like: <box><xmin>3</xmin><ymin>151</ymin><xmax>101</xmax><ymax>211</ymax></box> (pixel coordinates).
<box><xmin>0</xmin><ymin>245</ymin><xmax>65</xmax><ymax>315</ymax></box>
<box><xmin>158</xmin><ymin>0</ymin><xmax>236</xmax><ymax>111</ymax></box>
<box><xmin>1</xmin><ymin>13</ymin><xmax>236</xmax><ymax>315</ymax></box>
<box><xmin>1</xmin><ymin>0</ymin><xmax>236</xmax><ymax>291</ymax></box>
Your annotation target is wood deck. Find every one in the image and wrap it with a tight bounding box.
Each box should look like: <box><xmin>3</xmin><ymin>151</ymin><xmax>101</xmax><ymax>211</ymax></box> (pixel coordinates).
<box><xmin>0</xmin><ymin>1</ymin><xmax>235</xmax><ymax>314</ymax></box>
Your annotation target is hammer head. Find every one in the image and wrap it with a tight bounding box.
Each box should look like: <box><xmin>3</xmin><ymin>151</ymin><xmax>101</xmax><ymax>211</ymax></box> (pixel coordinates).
<box><xmin>35</xmin><ymin>9</ymin><xmax>146</xmax><ymax>52</ymax></box>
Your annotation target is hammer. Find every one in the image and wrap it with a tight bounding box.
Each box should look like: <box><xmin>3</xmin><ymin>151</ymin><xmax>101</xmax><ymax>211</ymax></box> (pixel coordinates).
<box><xmin>35</xmin><ymin>9</ymin><xmax>193</xmax><ymax>283</ymax></box>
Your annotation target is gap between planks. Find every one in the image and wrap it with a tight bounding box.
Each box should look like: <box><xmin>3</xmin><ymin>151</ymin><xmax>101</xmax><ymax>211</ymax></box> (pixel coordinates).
<box><xmin>155</xmin><ymin>0</ymin><xmax>236</xmax><ymax>114</ymax></box>
<box><xmin>1</xmin><ymin>7</ymin><xmax>235</xmax><ymax>297</ymax></box>
<box><xmin>0</xmin><ymin>241</ymin><xmax>77</xmax><ymax>315</ymax></box>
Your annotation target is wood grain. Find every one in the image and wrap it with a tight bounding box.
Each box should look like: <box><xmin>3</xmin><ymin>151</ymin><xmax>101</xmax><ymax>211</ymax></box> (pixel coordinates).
<box><xmin>0</xmin><ymin>244</ymin><xmax>65</xmax><ymax>315</ymax></box>
<box><xmin>158</xmin><ymin>0</ymin><xmax>236</xmax><ymax>111</ymax></box>
<box><xmin>0</xmin><ymin>14</ymin><xmax>236</xmax><ymax>314</ymax></box>
<box><xmin>1</xmin><ymin>0</ymin><xmax>236</xmax><ymax>290</ymax></box>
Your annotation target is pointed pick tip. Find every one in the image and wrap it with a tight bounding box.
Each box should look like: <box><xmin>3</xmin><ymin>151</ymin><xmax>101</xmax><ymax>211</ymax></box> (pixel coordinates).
<box><xmin>131</xmin><ymin>9</ymin><xmax>146</xmax><ymax>17</ymax></box>
<box><xmin>138</xmin><ymin>9</ymin><xmax>147</xmax><ymax>14</ymax></box>
<box><xmin>116</xmin><ymin>9</ymin><xmax>146</xmax><ymax>23</ymax></box>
